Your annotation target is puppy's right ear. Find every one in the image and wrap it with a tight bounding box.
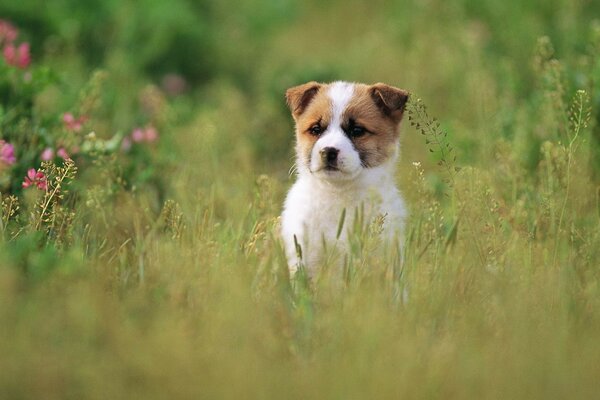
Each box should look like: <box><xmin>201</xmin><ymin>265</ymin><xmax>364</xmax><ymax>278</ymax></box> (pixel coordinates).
<box><xmin>370</xmin><ymin>83</ymin><xmax>409</xmax><ymax>124</ymax></box>
<box><xmin>285</xmin><ymin>82</ymin><xmax>321</xmax><ymax>120</ymax></box>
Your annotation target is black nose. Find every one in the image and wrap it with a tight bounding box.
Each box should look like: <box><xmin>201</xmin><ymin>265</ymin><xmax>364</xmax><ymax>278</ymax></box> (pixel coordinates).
<box><xmin>321</xmin><ymin>147</ymin><xmax>339</xmax><ymax>164</ymax></box>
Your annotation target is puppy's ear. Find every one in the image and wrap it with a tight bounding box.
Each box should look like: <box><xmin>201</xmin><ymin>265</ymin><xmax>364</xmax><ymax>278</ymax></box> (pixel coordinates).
<box><xmin>370</xmin><ymin>83</ymin><xmax>409</xmax><ymax>123</ymax></box>
<box><xmin>286</xmin><ymin>82</ymin><xmax>322</xmax><ymax>119</ymax></box>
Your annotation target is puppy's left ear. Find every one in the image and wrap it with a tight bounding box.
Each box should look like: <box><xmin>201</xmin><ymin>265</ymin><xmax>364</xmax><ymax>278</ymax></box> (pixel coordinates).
<box><xmin>286</xmin><ymin>81</ymin><xmax>322</xmax><ymax>120</ymax></box>
<box><xmin>370</xmin><ymin>83</ymin><xmax>409</xmax><ymax>123</ymax></box>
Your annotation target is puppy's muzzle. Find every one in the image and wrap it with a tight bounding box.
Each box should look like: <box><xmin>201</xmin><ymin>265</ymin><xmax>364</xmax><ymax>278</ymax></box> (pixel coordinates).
<box><xmin>320</xmin><ymin>147</ymin><xmax>339</xmax><ymax>168</ymax></box>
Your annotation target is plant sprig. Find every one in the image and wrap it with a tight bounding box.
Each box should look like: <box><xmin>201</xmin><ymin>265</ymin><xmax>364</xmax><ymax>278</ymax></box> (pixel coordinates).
<box><xmin>407</xmin><ymin>98</ymin><xmax>460</xmax><ymax>187</ymax></box>
<box><xmin>33</xmin><ymin>159</ymin><xmax>77</xmax><ymax>232</ymax></box>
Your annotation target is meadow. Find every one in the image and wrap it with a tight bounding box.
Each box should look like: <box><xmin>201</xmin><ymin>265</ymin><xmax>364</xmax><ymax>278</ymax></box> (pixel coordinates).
<box><xmin>1</xmin><ymin>0</ymin><xmax>600</xmax><ymax>398</ymax></box>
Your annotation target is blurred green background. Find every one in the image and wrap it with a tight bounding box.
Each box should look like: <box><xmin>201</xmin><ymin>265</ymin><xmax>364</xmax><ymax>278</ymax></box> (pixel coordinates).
<box><xmin>4</xmin><ymin>0</ymin><xmax>600</xmax><ymax>170</ymax></box>
<box><xmin>2</xmin><ymin>1</ymin><xmax>600</xmax><ymax>399</ymax></box>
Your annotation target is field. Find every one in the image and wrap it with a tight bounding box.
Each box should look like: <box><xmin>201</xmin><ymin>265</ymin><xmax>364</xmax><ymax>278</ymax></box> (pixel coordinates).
<box><xmin>1</xmin><ymin>0</ymin><xmax>600</xmax><ymax>398</ymax></box>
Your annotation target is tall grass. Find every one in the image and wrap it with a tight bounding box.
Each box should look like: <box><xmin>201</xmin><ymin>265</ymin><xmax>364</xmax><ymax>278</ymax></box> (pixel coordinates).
<box><xmin>1</xmin><ymin>1</ymin><xmax>600</xmax><ymax>398</ymax></box>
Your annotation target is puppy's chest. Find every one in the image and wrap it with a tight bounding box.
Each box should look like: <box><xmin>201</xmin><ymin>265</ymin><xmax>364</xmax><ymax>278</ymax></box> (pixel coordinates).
<box><xmin>301</xmin><ymin>188</ymin><xmax>386</xmax><ymax>242</ymax></box>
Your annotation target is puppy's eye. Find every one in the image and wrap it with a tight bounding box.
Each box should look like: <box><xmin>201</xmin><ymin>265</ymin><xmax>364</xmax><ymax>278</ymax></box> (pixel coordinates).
<box><xmin>309</xmin><ymin>124</ymin><xmax>322</xmax><ymax>136</ymax></box>
<box><xmin>349</xmin><ymin>125</ymin><xmax>366</xmax><ymax>138</ymax></box>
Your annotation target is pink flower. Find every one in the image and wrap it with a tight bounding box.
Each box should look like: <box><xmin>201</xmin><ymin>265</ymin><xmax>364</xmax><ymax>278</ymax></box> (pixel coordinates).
<box><xmin>131</xmin><ymin>128</ymin><xmax>145</xmax><ymax>143</ymax></box>
<box><xmin>41</xmin><ymin>147</ymin><xmax>54</xmax><ymax>161</ymax></box>
<box><xmin>42</xmin><ymin>146</ymin><xmax>72</xmax><ymax>160</ymax></box>
<box><xmin>121</xmin><ymin>137</ymin><xmax>132</xmax><ymax>152</ymax></box>
<box><xmin>0</xmin><ymin>20</ymin><xmax>18</xmax><ymax>46</ymax></box>
<box><xmin>144</xmin><ymin>126</ymin><xmax>158</xmax><ymax>142</ymax></box>
<box><xmin>62</xmin><ymin>113</ymin><xmax>88</xmax><ymax>132</ymax></box>
<box><xmin>22</xmin><ymin>168</ymin><xmax>47</xmax><ymax>190</ymax></box>
<box><xmin>0</xmin><ymin>140</ymin><xmax>16</xmax><ymax>165</ymax></box>
<box><xmin>130</xmin><ymin>126</ymin><xmax>159</xmax><ymax>144</ymax></box>
<box><xmin>62</xmin><ymin>113</ymin><xmax>74</xmax><ymax>125</ymax></box>
<box><xmin>3</xmin><ymin>42</ymin><xmax>30</xmax><ymax>69</ymax></box>
<box><xmin>57</xmin><ymin>147</ymin><xmax>69</xmax><ymax>159</ymax></box>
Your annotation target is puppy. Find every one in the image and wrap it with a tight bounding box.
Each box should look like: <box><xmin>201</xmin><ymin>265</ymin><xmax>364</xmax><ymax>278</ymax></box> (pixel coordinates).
<box><xmin>281</xmin><ymin>81</ymin><xmax>409</xmax><ymax>277</ymax></box>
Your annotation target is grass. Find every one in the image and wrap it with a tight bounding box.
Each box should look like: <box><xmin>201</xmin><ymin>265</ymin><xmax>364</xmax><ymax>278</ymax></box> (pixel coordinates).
<box><xmin>2</xmin><ymin>1</ymin><xmax>600</xmax><ymax>398</ymax></box>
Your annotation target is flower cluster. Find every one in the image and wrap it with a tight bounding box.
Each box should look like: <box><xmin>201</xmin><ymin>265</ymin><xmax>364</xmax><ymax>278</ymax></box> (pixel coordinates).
<box><xmin>0</xmin><ymin>19</ymin><xmax>30</xmax><ymax>69</ymax></box>
<box><xmin>41</xmin><ymin>147</ymin><xmax>71</xmax><ymax>161</ymax></box>
<box><xmin>0</xmin><ymin>140</ymin><xmax>16</xmax><ymax>170</ymax></box>
<box><xmin>63</xmin><ymin>112</ymin><xmax>88</xmax><ymax>132</ymax></box>
<box><xmin>0</xmin><ymin>20</ymin><xmax>18</xmax><ymax>46</ymax></box>
<box><xmin>22</xmin><ymin>168</ymin><xmax>47</xmax><ymax>190</ymax></box>
<box><xmin>0</xmin><ymin>19</ymin><xmax>165</xmax><ymax>205</ymax></box>
<box><xmin>132</xmin><ymin>126</ymin><xmax>158</xmax><ymax>143</ymax></box>
<box><xmin>122</xmin><ymin>125</ymin><xmax>159</xmax><ymax>151</ymax></box>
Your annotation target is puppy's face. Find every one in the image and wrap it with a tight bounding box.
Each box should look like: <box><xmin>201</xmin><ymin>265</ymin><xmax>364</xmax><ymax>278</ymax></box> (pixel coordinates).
<box><xmin>286</xmin><ymin>81</ymin><xmax>409</xmax><ymax>181</ymax></box>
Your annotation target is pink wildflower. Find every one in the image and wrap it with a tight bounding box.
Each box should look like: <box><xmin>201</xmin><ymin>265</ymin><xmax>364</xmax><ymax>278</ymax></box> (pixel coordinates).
<box><xmin>121</xmin><ymin>137</ymin><xmax>132</xmax><ymax>152</ymax></box>
<box><xmin>144</xmin><ymin>126</ymin><xmax>158</xmax><ymax>142</ymax></box>
<box><xmin>3</xmin><ymin>42</ymin><xmax>30</xmax><ymax>69</ymax></box>
<box><xmin>130</xmin><ymin>126</ymin><xmax>159</xmax><ymax>144</ymax></box>
<box><xmin>62</xmin><ymin>113</ymin><xmax>74</xmax><ymax>125</ymax></box>
<box><xmin>0</xmin><ymin>20</ymin><xmax>18</xmax><ymax>46</ymax></box>
<box><xmin>62</xmin><ymin>113</ymin><xmax>88</xmax><ymax>132</ymax></box>
<box><xmin>41</xmin><ymin>147</ymin><xmax>54</xmax><ymax>161</ymax></box>
<box><xmin>22</xmin><ymin>168</ymin><xmax>47</xmax><ymax>190</ymax></box>
<box><xmin>42</xmin><ymin>146</ymin><xmax>72</xmax><ymax>160</ymax></box>
<box><xmin>131</xmin><ymin>128</ymin><xmax>145</xmax><ymax>143</ymax></box>
<box><xmin>0</xmin><ymin>140</ymin><xmax>16</xmax><ymax>165</ymax></box>
<box><xmin>57</xmin><ymin>147</ymin><xmax>69</xmax><ymax>159</ymax></box>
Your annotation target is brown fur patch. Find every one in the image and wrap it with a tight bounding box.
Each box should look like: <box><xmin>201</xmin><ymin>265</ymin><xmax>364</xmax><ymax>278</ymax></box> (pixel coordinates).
<box><xmin>343</xmin><ymin>83</ymin><xmax>407</xmax><ymax>167</ymax></box>
<box><xmin>286</xmin><ymin>82</ymin><xmax>322</xmax><ymax>119</ymax></box>
<box><xmin>370</xmin><ymin>83</ymin><xmax>409</xmax><ymax>123</ymax></box>
<box><xmin>292</xmin><ymin>87</ymin><xmax>333</xmax><ymax>166</ymax></box>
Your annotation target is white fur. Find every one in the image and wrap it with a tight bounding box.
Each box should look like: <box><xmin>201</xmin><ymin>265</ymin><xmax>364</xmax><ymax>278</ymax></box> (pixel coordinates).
<box><xmin>281</xmin><ymin>81</ymin><xmax>407</xmax><ymax>277</ymax></box>
<box><xmin>329</xmin><ymin>82</ymin><xmax>354</xmax><ymax>125</ymax></box>
<box><xmin>308</xmin><ymin>83</ymin><xmax>362</xmax><ymax>180</ymax></box>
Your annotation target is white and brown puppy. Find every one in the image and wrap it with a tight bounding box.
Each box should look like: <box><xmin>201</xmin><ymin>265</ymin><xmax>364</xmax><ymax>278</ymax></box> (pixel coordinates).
<box><xmin>281</xmin><ymin>81</ymin><xmax>409</xmax><ymax>276</ymax></box>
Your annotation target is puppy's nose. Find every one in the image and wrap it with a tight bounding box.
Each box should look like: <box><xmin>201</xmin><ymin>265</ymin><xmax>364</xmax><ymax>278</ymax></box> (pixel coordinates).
<box><xmin>321</xmin><ymin>147</ymin><xmax>339</xmax><ymax>164</ymax></box>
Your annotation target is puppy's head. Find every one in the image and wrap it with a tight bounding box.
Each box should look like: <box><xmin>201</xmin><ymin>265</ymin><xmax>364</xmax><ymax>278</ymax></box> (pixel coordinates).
<box><xmin>286</xmin><ymin>81</ymin><xmax>409</xmax><ymax>181</ymax></box>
